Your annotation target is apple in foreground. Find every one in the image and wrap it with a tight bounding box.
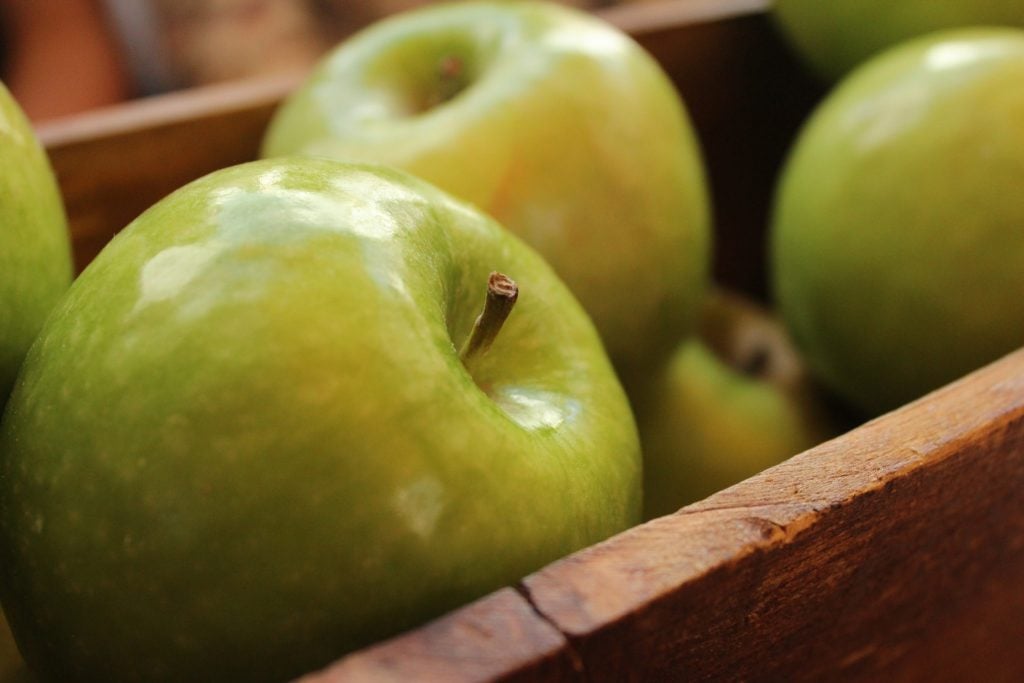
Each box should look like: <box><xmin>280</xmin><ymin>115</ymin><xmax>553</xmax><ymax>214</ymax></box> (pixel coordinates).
<box><xmin>0</xmin><ymin>81</ymin><xmax>73</xmax><ymax>404</ymax></box>
<box><xmin>773</xmin><ymin>0</ymin><xmax>1024</xmax><ymax>80</ymax></box>
<box><xmin>634</xmin><ymin>290</ymin><xmax>838</xmax><ymax>520</ymax></box>
<box><xmin>0</xmin><ymin>158</ymin><xmax>641</xmax><ymax>682</ymax></box>
<box><xmin>771</xmin><ymin>28</ymin><xmax>1024</xmax><ymax>416</ymax></box>
<box><xmin>262</xmin><ymin>0</ymin><xmax>712</xmax><ymax>375</ymax></box>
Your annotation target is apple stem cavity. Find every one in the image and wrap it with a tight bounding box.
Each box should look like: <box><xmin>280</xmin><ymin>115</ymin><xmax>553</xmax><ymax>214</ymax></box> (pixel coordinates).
<box><xmin>435</xmin><ymin>55</ymin><xmax>466</xmax><ymax>105</ymax></box>
<box><xmin>459</xmin><ymin>272</ymin><xmax>518</xmax><ymax>365</ymax></box>
<box><xmin>740</xmin><ymin>345</ymin><xmax>771</xmax><ymax>378</ymax></box>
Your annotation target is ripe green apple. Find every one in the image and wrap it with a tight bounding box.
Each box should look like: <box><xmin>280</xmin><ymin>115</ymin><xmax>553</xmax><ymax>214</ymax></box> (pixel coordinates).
<box><xmin>261</xmin><ymin>0</ymin><xmax>711</xmax><ymax>375</ymax></box>
<box><xmin>773</xmin><ymin>0</ymin><xmax>1024</xmax><ymax>80</ymax></box>
<box><xmin>771</xmin><ymin>28</ymin><xmax>1024</xmax><ymax>416</ymax></box>
<box><xmin>0</xmin><ymin>158</ymin><xmax>641</xmax><ymax>682</ymax></box>
<box><xmin>634</xmin><ymin>290</ymin><xmax>837</xmax><ymax>519</ymax></box>
<box><xmin>0</xmin><ymin>81</ymin><xmax>73</xmax><ymax>403</ymax></box>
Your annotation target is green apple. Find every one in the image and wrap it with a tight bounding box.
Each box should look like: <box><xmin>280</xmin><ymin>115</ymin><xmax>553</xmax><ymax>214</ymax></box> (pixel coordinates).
<box><xmin>261</xmin><ymin>0</ymin><xmax>711</xmax><ymax>376</ymax></box>
<box><xmin>0</xmin><ymin>81</ymin><xmax>73</xmax><ymax>404</ymax></box>
<box><xmin>771</xmin><ymin>28</ymin><xmax>1024</xmax><ymax>416</ymax></box>
<box><xmin>0</xmin><ymin>158</ymin><xmax>640</xmax><ymax>682</ymax></box>
<box><xmin>635</xmin><ymin>289</ymin><xmax>837</xmax><ymax>519</ymax></box>
<box><xmin>773</xmin><ymin>0</ymin><xmax>1024</xmax><ymax>80</ymax></box>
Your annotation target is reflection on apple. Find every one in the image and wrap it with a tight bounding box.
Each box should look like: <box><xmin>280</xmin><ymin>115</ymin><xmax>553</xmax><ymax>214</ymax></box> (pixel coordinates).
<box><xmin>635</xmin><ymin>289</ymin><xmax>838</xmax><ymax>519</ymax></box>
<box><xmin>263</xmin><ymin>0</ymin><xmax>712</xmax><ymax>376</ymax></box>
<box><xmin>0</xmin><ymin>158</ymin><xmax>640</xmax><ymax>682</ymax></box>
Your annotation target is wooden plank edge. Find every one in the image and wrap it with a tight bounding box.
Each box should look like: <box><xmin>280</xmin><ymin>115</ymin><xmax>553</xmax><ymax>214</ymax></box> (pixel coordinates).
<box><xmin>35</xmin><ymin>71</ymin><xmax>304</xmax><ymax>150</ymax></box>
<box><xmin>519</xmin><ymin>346</ymin><xmax>1024</xmax><ymax>679</ymax></box>
<box><xmin>602</xmin><ymin>0</ymin><xmax>771</xmax><ymax>37</ymax></box>
<box><xmin>35</xmin><ymin>0</ymin><xmax>770</xmax><ymax>153</ymax></box>
<box><xmin>293</xmin><ymin>587</ymin><xmax>579</xmax><ymax>683</ymax></box>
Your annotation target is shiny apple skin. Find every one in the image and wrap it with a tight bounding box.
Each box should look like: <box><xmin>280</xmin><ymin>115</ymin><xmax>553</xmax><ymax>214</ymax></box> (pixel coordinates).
<box><xmin>0</xmin><ymin>158</ymin><xmax>640</xmax><ymax>682</ymax></box>
<box><xmin>772</xmin><ymin>29</ymin><xmax>1024</xmax><ymax>416</ymax></box>
<box><xmin>262</xmin><ymin>1</ymin><xmax>712</xmax><ymax>376</ymax></box>
<box><xmin>774</xmin><ymin>0</ymin><xmax>1024</xmax><ymax>80</ymax></box>
<box><xmin>0</xmin><ymin>82</ymin><xmax>72</xmax><ymax>403</ymax></box>
<box><xmin>636</xmin><ymin>291</ymin><xmax>836</xmax><ymax>519</ymax></box>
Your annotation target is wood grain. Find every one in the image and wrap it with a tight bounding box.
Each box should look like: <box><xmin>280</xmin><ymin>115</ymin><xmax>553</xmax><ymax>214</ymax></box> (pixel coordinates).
<box><xmin>295</xmin><ymin>588</ymin><xmax>578</xmax><ymax>683</ymax></box>
<box><xmin>522</xmin><ymin>347</ymin><xmax>1024</xmax><ymax>681</ymax></box>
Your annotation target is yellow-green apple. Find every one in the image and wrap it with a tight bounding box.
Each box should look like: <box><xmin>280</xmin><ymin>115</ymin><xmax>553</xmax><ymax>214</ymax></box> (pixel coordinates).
<box><xmin>634</xmin><ymin>289</ymin><xmax>837</xmax><ymax>519</ymax></box>
<box><xmin>771</xmin><ymin>28</ymin><xmax>1024</xmax><ymax>416</ymax></box>
<box><xmin>0</xmin><ymin>158</ymin><xmax>641</xmax><ymax>682</ymax></box>
<box><xmin>262</xmin><ymin>0</ymin><xmax>711</xmax><ymax>376</ymax></box>
<box><xmin>0</xmin><ymin>81</ymin><xmax>73</xmax><ymax>404</ymax></box>
<box><xmin>773</xmin><ymin>0</ymin><xmax>1024</xmax><ymax>80</ymax></box>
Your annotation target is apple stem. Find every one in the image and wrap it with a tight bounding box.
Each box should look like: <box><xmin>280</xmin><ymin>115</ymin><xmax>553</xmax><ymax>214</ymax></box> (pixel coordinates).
<box><xmin>459</xmin><ymin>272</ymin><xmax>518</xmax><ymax>365</ymax></box>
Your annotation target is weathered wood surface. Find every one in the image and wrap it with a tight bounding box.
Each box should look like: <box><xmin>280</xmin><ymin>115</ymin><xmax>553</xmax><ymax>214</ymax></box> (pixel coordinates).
<box><xmin>524</xmin><ymin>343</ymin><xmax>1024</xmax><ymax>681</ymax></box>
<box><xmin>296</xmin><ymin>588</ymin><xmax>579</xmax><ymax>683</ymax></box>
<box><xmin>311</xmin><ymin>348</ymin><xmax>1024</xmax><ymax>682</ymax></box>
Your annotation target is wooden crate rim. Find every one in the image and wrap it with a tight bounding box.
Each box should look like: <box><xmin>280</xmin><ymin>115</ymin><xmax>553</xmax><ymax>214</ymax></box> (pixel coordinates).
<box><xmin>35</xmin><ymin>0</ymin><xmax>771</xmax><ymax>150</ymax></box>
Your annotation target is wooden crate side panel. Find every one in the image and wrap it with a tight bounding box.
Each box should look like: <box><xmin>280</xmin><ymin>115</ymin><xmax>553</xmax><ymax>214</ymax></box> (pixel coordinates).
<box><xmin>295</xmin><ymin>588</ymin><xmax>579</xmax><ymax>683</ymax></box>
<box><xmin>629</xmin><ymin>12</ymin><xmax>824</xmax><ymax>300</ymax></box>
<box><xmin>522</xmin><ymin>349</ymin><xmax>1024</xmax><ymax>681</ymax></box>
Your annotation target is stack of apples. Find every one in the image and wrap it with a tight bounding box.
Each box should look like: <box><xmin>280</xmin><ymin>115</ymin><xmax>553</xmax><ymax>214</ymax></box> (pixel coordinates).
<box><xmin>0</xmin><ymin>4</ymin><xmax>829</xmax><ymax>680</ymax></box>
<box><xmin>4</xmin><ymin>1</ymin><xmax>1023</xmax><ymax>680</ymax></box>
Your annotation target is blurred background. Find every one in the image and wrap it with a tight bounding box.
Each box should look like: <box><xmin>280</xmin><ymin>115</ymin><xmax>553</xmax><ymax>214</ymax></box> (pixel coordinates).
<box><xmin>0</xmin><ymin>0</ymin><xmax>653</xmax><ymax>122</ymax></box>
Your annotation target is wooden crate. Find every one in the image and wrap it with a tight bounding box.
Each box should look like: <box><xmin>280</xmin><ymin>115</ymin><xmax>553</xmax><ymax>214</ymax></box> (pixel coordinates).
<box><xmin>35</xmin><ymin>0</ymin><xmax>1024</xmax><ymax>680</ymax></box>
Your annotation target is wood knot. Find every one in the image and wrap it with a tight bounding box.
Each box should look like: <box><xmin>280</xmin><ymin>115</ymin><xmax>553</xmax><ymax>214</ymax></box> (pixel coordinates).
<box><xmin>744</xmin><ymin>516</ymin><xmax>785</xmax><ymax>542</ymax></box>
